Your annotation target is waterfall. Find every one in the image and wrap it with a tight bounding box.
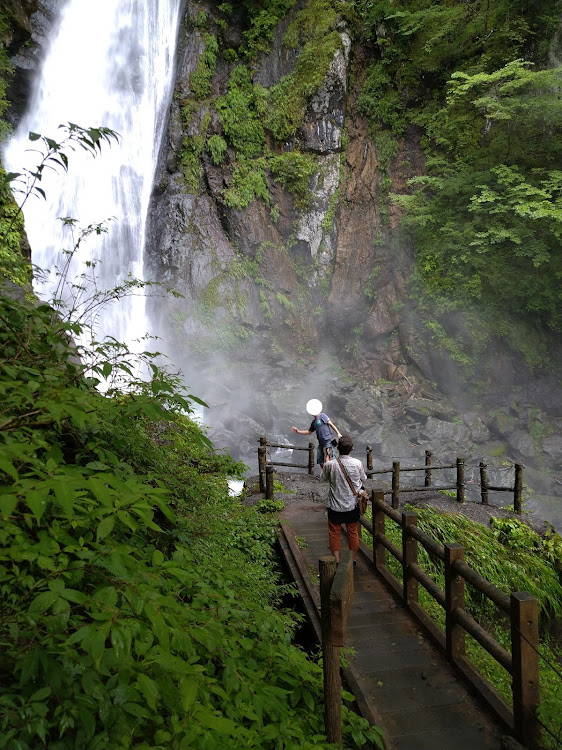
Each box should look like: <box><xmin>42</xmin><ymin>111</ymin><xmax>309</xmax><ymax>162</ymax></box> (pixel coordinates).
<box><xmin>3</xmin><ymin>0</ymin><xmax>181</xmax><ymax>346</ymax></box>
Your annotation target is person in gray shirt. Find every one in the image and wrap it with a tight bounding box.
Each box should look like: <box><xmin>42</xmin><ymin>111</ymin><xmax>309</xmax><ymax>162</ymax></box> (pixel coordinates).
<box><xmin>320</xmin><ymin>435</ymin><xmax>366</xmax><ymax>564</ymax></box>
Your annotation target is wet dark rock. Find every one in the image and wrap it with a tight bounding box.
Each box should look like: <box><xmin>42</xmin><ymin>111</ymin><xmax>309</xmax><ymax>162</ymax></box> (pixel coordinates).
<box><xmin>508</xmin><ymin>430</ymin><xmax>536</xmax><ymax>461</ymax></box>
<box><xmin>421</xmin><ymin>417</ymin><xmax>471</xmax><ymax>446</ymax></box>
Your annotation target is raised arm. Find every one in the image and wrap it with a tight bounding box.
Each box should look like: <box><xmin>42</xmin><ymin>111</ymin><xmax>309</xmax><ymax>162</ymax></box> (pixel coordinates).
<box><xmin>291</xmin><ymin>426</ymin><xmax>312</xmax><ymax>435</ymax></box>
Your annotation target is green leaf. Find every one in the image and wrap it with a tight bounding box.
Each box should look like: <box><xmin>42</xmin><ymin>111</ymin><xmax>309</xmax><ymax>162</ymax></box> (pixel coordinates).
<box><xmin>196</xmin><ymin>706</ymin><xmax>238</xmax><ymax>735</ymax></box>
<box><xmin>30</xmin><ymin>686</ymin><xmax>51</xmax><ymax>702</ymax></box>
<box><xmin>122</xmin><ymin>702</ymin><xmax>152</xmax><ymax>718</ymax></box>
<box><xmin>0</xmin><ymin>494</ymin><xmax>18</xmax><ymax>517</ymax></box>
<box><xmin>152</xmin><ymin>549</ymin><xmax>165</xmax><ymax>567</ymax></box>
<box><xmin>88</xmin><ymin>622</ymin><xmax>111</xmax><ymax>668</ymax></box>
<box><xmin>0</xmin><ymin>456</ymin><xmax>18</xmax><ymax>481</ymax></box>
<box><xmin>53</xmin><ymin>482</ymin><xmax>75</xmax><ymax>517</ymax></box>
<box><xmin>25</xmin><ymin>490</ymin><xmax>49</xmax><ymax>522</ymax></box>
<box><xmin>28</xmin><ymin>590</ymin><xmax>59</xmax><ymax>617</ymax></box>
<box><xmin>110</xmin><ymin>624</ymin><xmax>131</xmax><ymax>660</ymax></box>
<box><xmin>180</xmin><ymin>679</ymin><xmax>198</xmax><ymax>711</ymax></box>
<box><xmin>96</xmin><ymin>514</ymin><xmax>115</xmax><ymax>541</ymax></box>
<box><xmin>136</xmin><ymin>673</ymin><xmax>159</xmax><ymax>711</ymax></box>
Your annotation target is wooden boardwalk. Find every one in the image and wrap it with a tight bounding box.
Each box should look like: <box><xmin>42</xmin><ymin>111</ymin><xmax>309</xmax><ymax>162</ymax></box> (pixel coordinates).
<box><xmin>278</xmin><ymin>498</ymin><xmax>510</xmax><ymax>750</ymax></box>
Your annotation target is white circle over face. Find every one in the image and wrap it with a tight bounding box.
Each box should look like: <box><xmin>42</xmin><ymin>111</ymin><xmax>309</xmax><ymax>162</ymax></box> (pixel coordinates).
<box><xmin>306</xmin><ymin>399</ymin><xmax>322</xmax><ymax>415</ymax></box>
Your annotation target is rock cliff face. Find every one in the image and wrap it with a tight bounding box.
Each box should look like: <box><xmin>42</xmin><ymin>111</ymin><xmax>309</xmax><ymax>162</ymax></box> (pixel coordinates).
<box><xmin>146</xmin><ymin>2</ymin><xmax>421</xmax><ymax>395</ymax></box>
<box><xmin>2</xmin><ymin>0</ymin><xmax>56</xmax><ymax>128</ymax></box>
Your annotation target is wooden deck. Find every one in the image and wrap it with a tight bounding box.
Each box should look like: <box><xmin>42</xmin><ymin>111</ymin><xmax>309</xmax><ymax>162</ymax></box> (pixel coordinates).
<box><xmin>278</xmin><ymin>500</ymin><xmax>511</xmax><ymax>750</ymax></box>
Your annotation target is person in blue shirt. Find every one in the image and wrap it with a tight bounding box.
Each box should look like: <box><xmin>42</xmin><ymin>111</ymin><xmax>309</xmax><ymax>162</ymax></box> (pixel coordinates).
<box><xmin>291</xmin><ymin>399</ymin><xmax>342</xmax><ymax>469</ymax></box>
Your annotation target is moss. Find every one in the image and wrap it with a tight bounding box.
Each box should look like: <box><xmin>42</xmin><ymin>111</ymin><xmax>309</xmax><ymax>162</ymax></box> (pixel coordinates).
<box><xmin>207</xmin><ymin>134</ymin><xmax>227</xmax><ymax>165</ymax></box>
<box><xmin>216</xmin><ymin>66</ymin><xmax>267</xmax><ymax>159</ymax></box>
<box><xmin>240</xmin><ymin>0</ymin><xmax>296</xmax><ymax>59</ymax></box>
<box><xmin>223</xmin><ymin>156</ymin><xmax>270</xmax><ymax>209</ymax></box>
<box><xmin>269</xmin><ymin>150</ymin><xmax>318</xmax><ymax>210</ymax></box>
<box><xmin>189</xmin><ymin>33</ymin><xmax>219</xmax><ymax>100</ymax></box>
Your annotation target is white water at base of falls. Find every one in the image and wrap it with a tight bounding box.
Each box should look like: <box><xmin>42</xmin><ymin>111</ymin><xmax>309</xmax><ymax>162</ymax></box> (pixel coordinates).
<box><xmin>3</xmin><ymin>0</ymin><xmax>181</xmax><ymax>348</ymax></box>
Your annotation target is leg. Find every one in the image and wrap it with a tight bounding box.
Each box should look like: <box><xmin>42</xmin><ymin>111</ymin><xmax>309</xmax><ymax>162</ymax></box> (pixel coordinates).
<box><xmin>346</xmin><ymin>521</ymin><xmax>360</xmax><ymax>561</ymax></box>
<box><xmin>328</xmin><ymin>518</ymin><xmax>342</xmax><ymax>563</ymax></box>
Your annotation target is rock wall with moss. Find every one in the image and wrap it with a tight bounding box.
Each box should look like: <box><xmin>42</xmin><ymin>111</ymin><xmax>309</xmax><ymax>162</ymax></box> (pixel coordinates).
<box><xmin>146</xmin><ymin>0</ymin><xmax>562</xmax><ymax>395</ymax></box>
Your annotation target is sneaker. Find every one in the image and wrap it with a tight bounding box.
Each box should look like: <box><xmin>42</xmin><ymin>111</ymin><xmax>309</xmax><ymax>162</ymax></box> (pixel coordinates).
<box><xmin>353</xmin><ymin>561</ymin><xmax>357</xmax><ymax>569</ymax></box>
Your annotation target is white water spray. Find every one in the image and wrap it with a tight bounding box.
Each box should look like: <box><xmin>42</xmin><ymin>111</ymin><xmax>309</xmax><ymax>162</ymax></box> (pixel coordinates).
<box><xmin>3</xmin><ymin>0</ymin><xmax>181</xmax><ymax>346</ymax></box>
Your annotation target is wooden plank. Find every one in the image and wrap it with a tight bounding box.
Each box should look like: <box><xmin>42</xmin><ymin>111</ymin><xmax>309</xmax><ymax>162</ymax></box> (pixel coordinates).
<box><xmin>330</xmin><ymin>549</ymin><xmax>354</xmax><ymax>647</ymax></box>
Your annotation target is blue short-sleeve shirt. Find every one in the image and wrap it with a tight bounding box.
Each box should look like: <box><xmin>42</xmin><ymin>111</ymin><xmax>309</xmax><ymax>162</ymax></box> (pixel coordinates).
<box><xmin>309</xmin><ymin>412</ymin><xmax>333</xmax><ymax>446</ymax></box>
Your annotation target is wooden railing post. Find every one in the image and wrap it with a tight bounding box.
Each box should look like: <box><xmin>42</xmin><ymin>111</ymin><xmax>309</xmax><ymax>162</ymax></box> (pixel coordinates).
<box><xmin>425</xmin><ymin>450</ymin><xmax>432</xmax><ymax>487</ymax></box>
<box><xmin>265</xmin><ymin>465</ymin><xmax>274</xmax><ymax>500</ymax></box>
<box><xmin>258</xmin><ymin>436</ymin><xmax>267</xmax><ymax>492</ymax></box>
<box><xmin>308</xmin><ymin>442</ymin><xmax>315</xmax><ymax>475</ymax></box>
<box><xmin>456</xmin><ymin>458</ymin><xmax>465</xmax><ymax>503</ymax></box>
<box><xmin>319</xmin><ymin>555</ymin><xmax>341</xmax><ymax>745</ymax></box>
<box><xmin>514</xmin><ymin>464</ymin><xmax>523</xmax><ymax>515</ymax></box>
<box><xmin>372</xmin><ymin>491</ymin><xmax>386</xmax><ymax>570</ymax></box>
<box><xmin>392</xmin><ymin>461</ymin><xmax>400</xmax><ymax>509</ymax></box>
<box><xmin>366</xmin><ymin>445</ymin><xmax>373</xmax><ymax>472</ymax></box>
<box><xmin>445</xmin><ymin>543</ymin><xmax>466</xmax><ymax>661</ymax></box>
<box><xmin>511</xmin><ymin>592</ymin><xmax>540</xmax><ymax>747</ymax></box>
<box><xmin>402</xmin><ymin>511</ymin><xmax>418</xmax><ymax>607</ymax></box>
<box><xmin>480</xmin><ymin>462</ymin><xmax>488</xmax><ymax>506</ymax></box>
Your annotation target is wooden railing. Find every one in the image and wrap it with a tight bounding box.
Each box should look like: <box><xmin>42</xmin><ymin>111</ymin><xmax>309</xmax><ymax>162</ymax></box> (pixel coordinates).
<box><xmin>259</xmin><ymin>437</ymin><xmax>524</xmax><ymax>513</ymax></box>
<box><xmin>258</xmin><ymin>436</ymin><xmax>314</xmax><ymax>494</ymax></box>
<box><xmin>365</xmin><ymin>448</ymin><xmax>523</xmax><ymax>513</ymax></box>
<box><xmin>362</xmin><ymin>490</ymin><xmax>540</xmax><ymax>747</ymax></box>
<box><xmin>319</xmin><ymin>550</ymin><xmax>354</xmax><ymax>744</ymax></box>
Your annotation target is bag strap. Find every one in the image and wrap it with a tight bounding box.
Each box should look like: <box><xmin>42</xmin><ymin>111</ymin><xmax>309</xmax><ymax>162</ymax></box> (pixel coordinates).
<box><xmin>336</xmin><ymin>458</ymin><xmax>358</xmax><ymax>497</ymax></box>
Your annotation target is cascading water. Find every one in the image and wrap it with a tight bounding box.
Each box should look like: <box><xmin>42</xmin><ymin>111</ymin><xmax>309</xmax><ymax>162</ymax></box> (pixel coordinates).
<box><xmin>3</xmin><ymin>0</ymin><xmax>181</xmax><ymax>347</ymax></box>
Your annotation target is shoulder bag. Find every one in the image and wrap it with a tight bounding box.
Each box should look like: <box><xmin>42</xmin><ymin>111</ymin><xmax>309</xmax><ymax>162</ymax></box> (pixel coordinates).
<box><xmin>336</xmin><ymin>458</ymin><xmax>369</xmax><ymax>515</ymax></box>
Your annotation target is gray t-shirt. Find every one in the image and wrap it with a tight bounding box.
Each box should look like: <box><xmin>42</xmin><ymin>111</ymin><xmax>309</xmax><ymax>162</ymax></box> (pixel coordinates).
<box><xmin>321</xmin><ymin>455</ymin><xmax>367</xmax><ymax>513</ymax></box>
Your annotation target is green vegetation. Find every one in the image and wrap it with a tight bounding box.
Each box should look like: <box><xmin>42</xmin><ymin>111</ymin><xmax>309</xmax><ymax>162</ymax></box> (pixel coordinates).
<box><xmin>270</xmin><ymin>151</ymin><xmax>318</xmax><ymax>210</ymax></box>
<box><xmin>355</xmin><ymin>0</ymin><xmax>562</xmax><ymax>369</ymax></box>
<box><xmin>0</xmin><ymin>164</ymin><xmax>26</xmax><ymax>284</ymax></box>
<box><xmin>0</xmin><ymin>9</ymin><xmax>27</xmax><ymax>282</ymax></box>
<box><xmin>218</xmin><ymin>1</ymin><xmax>296</xmax><ymax>60</ymax></box>
<box><xmin>266</xmin><ymin>0</ymin><xmax>343</xmax><ymax>141</ymax></box>
<box><xmin>207</xmin><ymin>134</ymin><xmax>227</xmax><ymax>165</ymax></box>
<box><xmin>0</xmin><ymin>289</ymin><xmax>381</xmax><ymax>748</ymax></box>
<box><xmin>189</xmin><ymin>33</ymin><xmax>219</xmax><ymax>100</ymax></box>
<box><xmin>178</xmin><ymin>0</ymin><xmax>345</xmax><ymax>211</ymax></box>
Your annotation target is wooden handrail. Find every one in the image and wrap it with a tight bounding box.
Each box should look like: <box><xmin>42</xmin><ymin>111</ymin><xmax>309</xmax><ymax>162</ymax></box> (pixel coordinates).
<box><xmin>368</xmin><ymin>490</ymin><xmax>540</xmax><ymax>747</ymax></box>
<box><xmin>259</xmin><ymin>436</ymin><xmax>523</xmax><ymax>513</ymax></box>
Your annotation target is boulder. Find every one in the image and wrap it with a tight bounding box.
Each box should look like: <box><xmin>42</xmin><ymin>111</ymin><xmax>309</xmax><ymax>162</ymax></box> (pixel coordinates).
<box><xmin>490</xmin><ymin>410</ymin><xmax>516</xmax><ymax>437</ymax></box>
<box><xmin>508</xmin><ymin>430</ymin><xmax>536</xmax><ymax>461</ymax></box>
<box><xmin>462</xmin><ymin>413</ymin><xmax>491</xmax><ymax>443</ymax></box>
<box><xmin>357</xmin><ymin>424</ymin><xmax>384</xmax><ymax>448</ymax></box>
<box><xmin>421</xmin><ymin>417</ymin><xmax>471</xmax><ymax>445</ymax></box>
<box><xmin>542</xmin><ymin>434</ymin><xmax>562</xmax><ymax>463</ymax></box>
<box><xmin>379</xmin><ymin>431</ymin><xmax>416</xmax><ymax>459</ymax></box>
<box><xmin>404</xmin><ymin>397</ymin><xmax>456</xmax><ymax>421</ymax></box>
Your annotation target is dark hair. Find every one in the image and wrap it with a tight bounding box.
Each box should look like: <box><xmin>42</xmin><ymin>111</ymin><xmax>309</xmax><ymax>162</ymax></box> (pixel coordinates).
<box><xmin>338</xmin><ymin>435</ymin><xmax>353</xmax><ymax>455</ymax></box>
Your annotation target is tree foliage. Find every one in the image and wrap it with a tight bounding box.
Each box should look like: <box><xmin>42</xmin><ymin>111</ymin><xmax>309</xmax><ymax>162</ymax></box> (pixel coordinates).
<box><xmin>356</xmin><ymin>0</ymin><xmax>562</xmax><ymax>349</ymax></box>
